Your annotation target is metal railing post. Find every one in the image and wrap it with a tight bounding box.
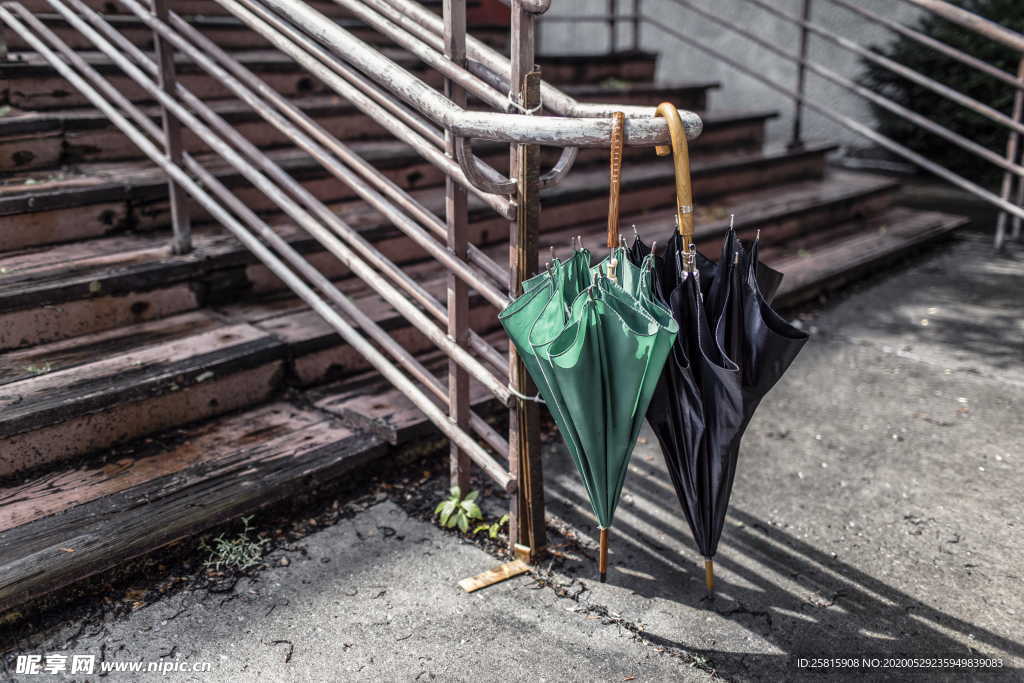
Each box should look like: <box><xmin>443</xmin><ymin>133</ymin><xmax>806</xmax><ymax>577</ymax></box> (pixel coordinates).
<box><xmin>608</xmin><ymin>0</ymin><xmax>617</xmax><ymax>54</ymax></box>
<box><xmin>632</xmin><ymin>0</ymin><xmax>641</xmax><ymax>51</ymax></box>
<box><xmin>444</xmin><ymin>0</ymin><xmax>472</xmax><ymax>492</ymax></box>
<box><xmin>508</xmin><ymin>0</ymin><xmax>546</xmax><ymax>562</ymax></box>
<box><xmin>789</xmin><ymin>0</ymin><xmax>813</xmax><ymax>150</ymax></box>
<box><xmin>995</xmin><ymin>55</ymin><xmax>1024</xmax><ymax>251</ymax></box>
<box><xmin>151</xmin><ymin>0</ymin><xmax>190</xmax><ymax>254</ymax></box>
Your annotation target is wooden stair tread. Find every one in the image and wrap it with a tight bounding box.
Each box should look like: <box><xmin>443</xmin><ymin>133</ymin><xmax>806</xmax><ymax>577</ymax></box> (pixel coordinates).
<box><xmin>0</xmin><ymin>154</ymin><xmax>846</xmax><ymax>328</ymax></box>
<box><xmin>771</xmin><ymin>208</ymin><xmax>968</xmax><ymax>306</ymax></box>
<box><xmin>0</xmin><ymin>399</ymin><xmax>384</xmax><ymax>611</ymax></box>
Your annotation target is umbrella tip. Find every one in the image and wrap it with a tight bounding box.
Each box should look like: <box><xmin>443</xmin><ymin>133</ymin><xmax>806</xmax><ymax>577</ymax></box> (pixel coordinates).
<box><xmin>729</xmin><ymin>213</ymin><xmax>735</xmax><ymax>230</ymax></box>
<box><xmin>704</xmin><ymin>557</ymin><xmax>715</xmax><ymax>594</ymax></box>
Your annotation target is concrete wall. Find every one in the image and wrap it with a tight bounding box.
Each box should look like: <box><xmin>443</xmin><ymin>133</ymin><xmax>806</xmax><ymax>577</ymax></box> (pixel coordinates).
<box><xmin>538</xmin><ymin>0</ymin><xmax>924</xmax><ymax>147</ymax></box>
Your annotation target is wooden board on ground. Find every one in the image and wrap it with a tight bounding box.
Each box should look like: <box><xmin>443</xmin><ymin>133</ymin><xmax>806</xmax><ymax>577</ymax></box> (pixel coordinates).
<box><xmin>458</xmin><ymin>559</ymin><xmax>531</xmax><ymax>593</ymax></box>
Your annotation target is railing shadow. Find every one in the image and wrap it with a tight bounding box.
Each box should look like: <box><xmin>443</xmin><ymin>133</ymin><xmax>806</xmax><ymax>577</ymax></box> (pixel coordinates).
<box><xmin>542</xmin><ymin>449</ymin><xmax>1023</xmax><ymax>677</ymax></box>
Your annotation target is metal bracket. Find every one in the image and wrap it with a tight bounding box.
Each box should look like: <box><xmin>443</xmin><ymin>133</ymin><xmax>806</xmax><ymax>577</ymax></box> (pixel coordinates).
<box><xmin>455</xmin><ymin>137</ymin><xmax>578</xmax><ymax>196</ymax></box>
<box><xmin>455</xmin><ymin>136</ymin><xmax>516</xmax><ymax>195</ymax></box>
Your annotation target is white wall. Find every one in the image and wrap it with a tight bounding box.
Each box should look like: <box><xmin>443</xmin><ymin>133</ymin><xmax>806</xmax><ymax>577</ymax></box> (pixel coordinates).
<box><xmin>539</xmin><ymin>0</ymin><xmax>924</xmax><ymax>147</ymax></box>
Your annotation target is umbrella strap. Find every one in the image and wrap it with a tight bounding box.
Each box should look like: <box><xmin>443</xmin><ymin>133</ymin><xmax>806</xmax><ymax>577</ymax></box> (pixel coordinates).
<box><xmin>507</xmin><ymin>384</ymin><xmax>545</xmax><ymax>404</ymax></box>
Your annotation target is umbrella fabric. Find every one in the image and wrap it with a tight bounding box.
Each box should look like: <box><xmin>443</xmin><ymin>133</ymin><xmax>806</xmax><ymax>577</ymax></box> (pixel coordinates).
<box><xmin>499</xmin><ymin>247</ymin><xmax>677</xmax><ymax>529</ymax></box>
<box><xmin>634</xmin><ymin>228</ymin><xmax>807</xmax><ymax>561</ymax></box>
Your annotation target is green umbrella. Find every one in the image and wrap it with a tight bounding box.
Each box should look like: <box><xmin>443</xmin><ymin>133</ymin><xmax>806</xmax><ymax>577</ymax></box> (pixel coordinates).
<box><xmin>499</xmin><ymin>245</ymin><xmax>677</xmax><ymax>581</ymax></box>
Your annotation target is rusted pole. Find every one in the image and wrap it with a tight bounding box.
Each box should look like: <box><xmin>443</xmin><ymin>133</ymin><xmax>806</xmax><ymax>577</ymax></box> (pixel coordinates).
<box><xmin>995</xmin><ymin>56</ymin><xmax>1024</xmax><ymax>252</ymax></box>
<box><xmin>508</xmin><ymin>0</ymin><xmax>546</xmax><ymax>563</ymax></box>
<box><xmin>444</xmin><ymin>0</ymin><xmax>472</xmax><ymax>493</ymax></box>
<box><xmin>150</xmin><ymin>0</ymin><xmax>190</xmax><ymax>254</ymax></box>
<box><xmin>789</xmin><ymin>0</ymin><xmax>812</xmax><ymax>150</ymax></box>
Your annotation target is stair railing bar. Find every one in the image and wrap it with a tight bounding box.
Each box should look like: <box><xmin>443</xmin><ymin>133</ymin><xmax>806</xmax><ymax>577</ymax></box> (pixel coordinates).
<box><xmin>0</xmin><ymin>3</ymin><xmax>516</xmax><ymax>491</ymax></box>
<box><xmin>161</xmin><ymin>7</ymin><xmax>510</xmax><ymax>290</ymax></box>
<box><xmin>607</xmin><ymin>0</ymin><xmax>617</xmax><ymax>53</ymax></box>
<box><xmin>116</xmin><ymin>0</ymin><xmax>511</xmax><ymax>312</ymax></box>
<box><xmin>894</xmin><ymin>0</ymin><xmax>1024</xmax><ymax>54</ymax></box>
<box><xmin>789</xmin><ymin>0</ymin><xmax>811</xmax><ymax>150</ymax></box>
<box><xmin>994</xmin><ymin>58</ymin><xmax>1024</xmax><ymax>250</ymax></box>
<box><xmin>31</xmin><ymin>7</ymin><xmax>508</xmax><ymax>458</ymax></box>
<box><xmin>631</xmin><ymin>0</ymin><xmax>640</xmax><ymax>51</ymax></box>
<box><xmin>444</xmin><ymin>0</ymin><xmax>472</xmax><ymax>493</ymax></box>
<box><xmin>507</xmin><ymin>1</ymin><xmax>545</xmax><ymax>562</ymax></box>
<box><xmin>214</xmin><ymin>0</ymin><xmax>515</xmax><ymax>220</ymax></box>
<box><xmin>373</xmin><ymin>0</ymin><xmax>695</xmax><ymax>126</ymax></box>
<box><xmin>639</xmin><ymin>12</ymin><xmax>1024</xmax><ymax>223</ymax></box>
<box><xmin>826</xmin><ymin>0</ymin><xmax>1024</xmax><ymax>92</ymax></box>
<box><xmin>150</xmin><ymin>0</ymin><xmax>190</xmax><ymax>254</ymax></box>
<box><xmin>44</xmin><ymin>0</ymin><xmax>513</xmax><ymax>407</ymax></box>
<box><xmin>255</xmin><ymin>0</ymin><xmax>695</xmax><ymax>147</ymax></box>
<box><xmin>742</xmin><ymin>0</ymin><xmax>1024</xmax><ymax>141</ymax></box>
<box><xmin>279</xmin><ymin>0</ymin><xmax>574</xmax><ymax>195</ymax></box>
<box><xmin>662</xmin><ymin>0</ymin><xmax>1024</xmax><ymax>178</ymax></box>
<box><xmin>332</xmin><ymin>0</ymin><xmax>510</xmax><ymax>112</ymax></box>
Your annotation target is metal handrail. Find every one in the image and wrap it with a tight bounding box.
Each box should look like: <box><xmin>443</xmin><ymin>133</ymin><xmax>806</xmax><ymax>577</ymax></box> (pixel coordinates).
<box><xmin>375</xmin><ymin>0</ymin><xmax>676</xmax><ymax>122</ymax></box>
<box><xmin>582</xmin><ymin>0</ymin><xmax>1024</xmax><ymax>248</ymax></box>
<box><xmin>895</xmin><ymin>0</ymin><xmax>1024</xmax><ymax>54</ymax></box>
<box><xmin>256</xmin><ymin>0</ymin><xmax>701</xmax><ymax>149</ymax></box>
<box><xmin>0</xmin><ymin>1</ymin><xmax>519</xmax><ymax>489</ymax></box>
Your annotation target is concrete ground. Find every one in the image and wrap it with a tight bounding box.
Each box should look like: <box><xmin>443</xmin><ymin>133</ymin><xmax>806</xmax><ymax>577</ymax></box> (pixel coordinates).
<box><xmin>4</xmin><ymin>233</ymin><xmax>1022</xmax><ymax>681</ymax></box>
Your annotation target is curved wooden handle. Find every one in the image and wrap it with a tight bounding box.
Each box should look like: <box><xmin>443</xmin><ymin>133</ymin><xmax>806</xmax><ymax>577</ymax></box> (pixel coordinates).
<box><xmin>607</xmin><ymin>112</ymin><xmax>625</xmax><ymax>249</ymax></box>
<box><xmin>654</xmin><ymin>102</ymin><xmax>695</xmax><ymax>249</ymax></box>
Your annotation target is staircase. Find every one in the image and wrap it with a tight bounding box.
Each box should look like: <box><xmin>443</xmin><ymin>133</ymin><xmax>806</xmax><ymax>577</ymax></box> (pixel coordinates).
<box><xmin>0</xmin><ymin>0</ymin><xmax>967</xmax><ymax>612</ymax></box>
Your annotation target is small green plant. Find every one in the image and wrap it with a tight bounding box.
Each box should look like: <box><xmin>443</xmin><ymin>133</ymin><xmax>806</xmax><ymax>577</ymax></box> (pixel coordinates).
<box><xmin>474</xmin><ymin>514</ymin><xmax>509</xmax><ymax>539</ymax></box>
<box><xmin>25</xmin><ymin>362</ymin><xmax>52</xmax><ymax>375</ymax></box>
<box><xmin>199</xmin><ymin>515</ymin><xmax>266</xmax><ymax>572</ymax></box>
<box><xmin>434</xmin><ymin>486</ymin><xmax>483</xmax><ymax>533</ymax></box>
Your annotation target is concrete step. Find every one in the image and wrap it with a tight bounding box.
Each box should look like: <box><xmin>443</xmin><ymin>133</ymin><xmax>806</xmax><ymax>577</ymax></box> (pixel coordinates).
<box><xmin>0</xmin><ymin>47</ymin><xmax>656</xmax><ymax>109</ymax></box>
<box><xmin>0</xmin><ymin>143</ymin><xmax>837</xmax><ymax>349</ymax></box>
<box><xmin>0</xmin><ymin>123</ymin><xmax>802</xmax><ymax>254</ymax></box>
<box><xmin>0</xmin><ymin>82</ymin><xmax>724</xmax><ymax>172</ymax></box>
<box><xmin>0</xmin><ymin>203</ymin><xmax>967</xmax><ymax>613</ymax></box>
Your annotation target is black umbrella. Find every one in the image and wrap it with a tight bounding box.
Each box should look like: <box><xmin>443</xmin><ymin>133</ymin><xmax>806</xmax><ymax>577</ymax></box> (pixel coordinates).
<box><xmin>636</xmin><ymin>103</ymin><xmax>808</xmax><ymax>593</ymax></box>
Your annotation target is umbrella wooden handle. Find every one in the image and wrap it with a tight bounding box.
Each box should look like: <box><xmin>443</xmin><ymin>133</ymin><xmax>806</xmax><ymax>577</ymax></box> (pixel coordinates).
<box><xmin>607</xmin><ymin>112</ymin><xmax>625</xmax><ymax>249</ymax></box>
<box><xmin>598</xmin><ymin>527</ymin><xmax>609</xmax><ymax>582</ymax></box>
<box><xmin>654</xmin><ymin>102</ymin><xmax>695</xmax><ymax>251</ymax></box>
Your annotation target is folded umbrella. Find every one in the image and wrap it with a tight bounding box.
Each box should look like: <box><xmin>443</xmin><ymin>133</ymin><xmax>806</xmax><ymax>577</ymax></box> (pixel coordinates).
<box><xmin>499</xmin><ymin>112</ymin><xmax>677</xmax><ymax>581</ymax></box>
<box><xmin>641</xmin><ymin>103</ymin><xmax>807</xmax><ymax>594</ymax></box>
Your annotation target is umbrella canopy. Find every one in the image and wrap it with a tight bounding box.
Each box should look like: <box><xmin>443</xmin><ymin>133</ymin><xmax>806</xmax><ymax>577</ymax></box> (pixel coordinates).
<box><xmin>499</xmin><ymin>245</ymin><xmax>677</xmax><ymax>580</ymax></box>
<box><xmin>637</xmin><ymin>103</ymin><xmax>808</xmax><ymax>592</ymax></box>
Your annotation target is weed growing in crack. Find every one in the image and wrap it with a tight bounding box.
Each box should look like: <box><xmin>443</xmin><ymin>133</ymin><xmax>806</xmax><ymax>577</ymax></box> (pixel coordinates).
<box><xmin>199</xmin><ymin>516</ymin><xmax>266</xmax><ymax>572</ymax></box>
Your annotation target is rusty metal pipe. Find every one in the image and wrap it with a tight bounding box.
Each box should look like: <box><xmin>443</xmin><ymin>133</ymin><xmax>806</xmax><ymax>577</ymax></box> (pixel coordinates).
<box><xmin>331</xmin><ymin>0</ymin><xmax>509</xmax><ymax>112</ymax></box>
<box><xmin>375</xmin><ymin>0</ymin><xmax>695</xmax><ymax>127</ymax></box>
<box><xmin>161</xmin><ymin>11</ymin><xmax>506</xmax><ymax>288</ymax></box>
<box><xmin>0</xmin><ymin>3</ymin><xmax>515</xmax><ymax>492</ymax></box>
<box><xmin>111</xmin><ymin>0</ymin><xmax>509</xmax><ymax>311</ymax></box>
<box><xmin>256</xmin><ymin>0</ymin><xmax>698</xmax><ymax>146</ymax></box>
<box><xmin>22</xmin><ymin>3</ymin><xmax>509</xmax><ymax>439</ymax></box>
<box><xmin>47</xmin><ymin>0</ymin><xmax>511</xmax><ymax>405</ymax></box>
<box><xmin>219</xmin><ymin>0</ymin><xmax>514</xmax><ymax>218</ymax></box>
